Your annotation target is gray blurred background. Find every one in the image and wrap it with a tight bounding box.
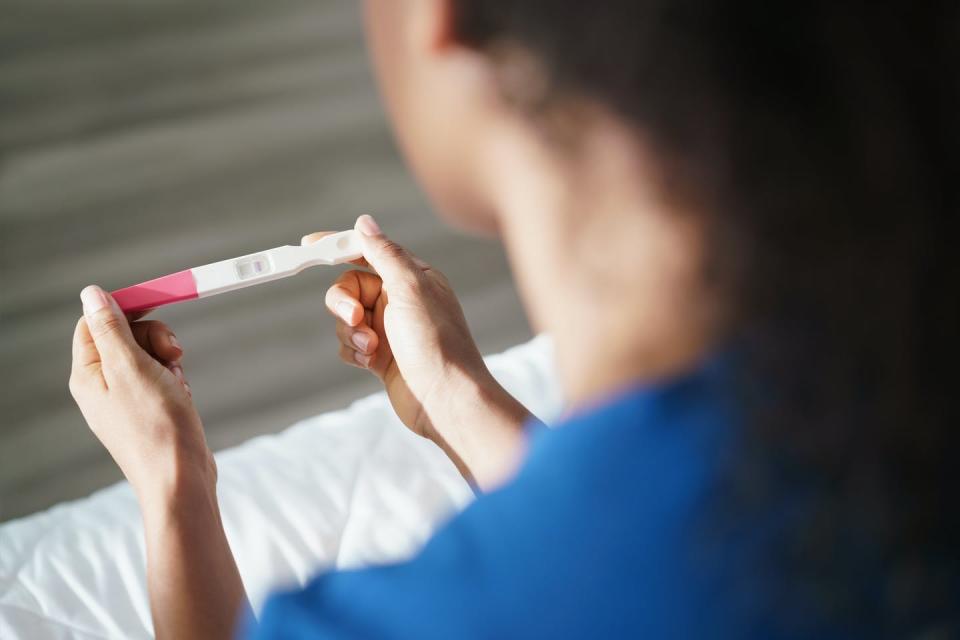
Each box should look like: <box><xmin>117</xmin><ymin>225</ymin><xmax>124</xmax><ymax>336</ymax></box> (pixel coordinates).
<box><xmin>0</xmin><ymin>0</ymin><xmax>531</xmax><ymax>521</ymax></box>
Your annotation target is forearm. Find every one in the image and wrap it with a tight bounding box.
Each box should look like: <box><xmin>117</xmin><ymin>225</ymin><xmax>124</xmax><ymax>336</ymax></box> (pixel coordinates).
<box><xmin>426</xmin><ymin>370</ymin><xmax>532</xmax><ymax>491</ymax></box>
<box><xmin>140</xmin><ymin>473</ymin><xmax>249</xmax><ymax>640</ymax></box>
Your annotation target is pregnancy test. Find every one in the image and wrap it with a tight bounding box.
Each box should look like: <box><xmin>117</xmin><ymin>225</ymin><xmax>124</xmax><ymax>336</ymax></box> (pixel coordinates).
<box><xmin>111</xmin><ymin>230</ymin><xmax>363</xmax><ymax>313</ymax></box>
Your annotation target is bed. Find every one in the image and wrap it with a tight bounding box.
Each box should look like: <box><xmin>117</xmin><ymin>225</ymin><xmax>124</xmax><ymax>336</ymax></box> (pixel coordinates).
<box><xmin>0</xmin><ymin>336</ymin><xmax>561</xmax><ymax>639</ymax></box>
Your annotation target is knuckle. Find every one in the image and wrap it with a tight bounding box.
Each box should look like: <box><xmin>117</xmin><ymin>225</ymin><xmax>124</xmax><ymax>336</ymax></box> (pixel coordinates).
<box><xmin>92</xmin><ymin>312</ymin><xmax>124</xmax><ymax>336</ymax></box>
<box><xmin>407</xmin><ymin>271</ymin><xmax>430</xmax><ymax>296</ymax></box>
<box><xmin>68</xmin><ymin>371</ymin><xmax>91</xmax><ymax>398</ymax></box>
<box><xmin>68</xmin><ymin>374</ymin><xmax>81</xmax><ymax>397</ymax></box>
<box><xmin>151</xmin><ymin>320</ymin><xmax>170</xmax><ymax>334</ymax></box>
<box><xmin>337</xmin><ymin>270</ymin><xmax>361</xmax><ymax>285</ymax></box>
<box><xmin>150</xmin><ymin>324</ymin><xmax>173</xmax><ymax>349</ymax></box>
<box><xmin>379</xmin><ymin>239</ymin><xmax>407</xmax><ymax>260</ymax></box>
<box><xmin>338</xmin><ymin>345</ymin><xmax>360</xmax><ymax>367</ymax></box>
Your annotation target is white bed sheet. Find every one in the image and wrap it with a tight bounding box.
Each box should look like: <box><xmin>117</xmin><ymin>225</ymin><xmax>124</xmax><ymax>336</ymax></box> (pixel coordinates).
<box><xmin>0</xmin><ymin>335</ymin><xmax>561</xmax><ymax>639</ymax></box>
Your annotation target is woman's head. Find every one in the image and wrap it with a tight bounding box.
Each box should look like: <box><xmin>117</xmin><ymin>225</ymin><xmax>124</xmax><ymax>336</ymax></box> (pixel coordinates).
<box><xmin>362</xmin><ymin>0</ymin><xmax>505</xmax><ymax>234</ymax></box>
<box><xmin>364</xmin><ymin>0</ymin><xmax>956</xmax><ymax>628</ymax></box>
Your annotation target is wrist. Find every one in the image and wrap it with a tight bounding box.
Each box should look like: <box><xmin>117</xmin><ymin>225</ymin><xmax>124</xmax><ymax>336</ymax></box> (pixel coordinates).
<box><xmin>422</xmin><ymin>365</ymin><xmax>531</xmax><ymax>489</ymax></box>
<box><xmin>135</xmin><ymin>451</ymin><xmax>218</xmax><ymax>517</ymax></box>
<box><xmin>419</xmin><ymin>364</ymin><xmax>501</xmax><ymax>439</ymax></box>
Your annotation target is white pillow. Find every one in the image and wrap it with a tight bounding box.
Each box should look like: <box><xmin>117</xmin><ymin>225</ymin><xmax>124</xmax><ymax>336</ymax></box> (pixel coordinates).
<box><xmin>0</xmin><ymin>336</ymin><xmax>560</xmax><ymax>639</ymax></box>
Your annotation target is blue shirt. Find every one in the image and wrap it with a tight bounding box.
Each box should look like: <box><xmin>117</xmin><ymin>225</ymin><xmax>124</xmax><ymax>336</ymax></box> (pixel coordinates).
<box><xmin>244</xmin><ymin>362</ymin><xmax>864</xmax><ymax>638</ymax></box>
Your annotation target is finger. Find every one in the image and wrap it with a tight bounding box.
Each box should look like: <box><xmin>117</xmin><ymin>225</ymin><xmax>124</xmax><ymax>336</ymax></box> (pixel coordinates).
<box><xmin>71</xmin><ymin>317</ymin><xmax>105</xmax><ymax>388</ymax></box>
<box><xmin>325</xmin><ymin>270</ymin><xmax>384</xmax><ymax>326</ymax></box>
<box><xmin>125</xmin><ymin>308</ymin><xmax>154</xmax><ymax>322</ymax></box>
<box><xmin>80</xmin><ymin>285</ymin><xmax>146</xmax><ymax>373</ymax></box>
<box><xmin>354</xmin><ymin>215</ymin><xmax>424</xmax><ymax>286</ymax></box>
<box><xmin>339</xmin><ymin>344</ymin><xmax>372</xmax><ymax>369</ymax></box>
<box><xmin>130</xmin><ymin>320</ymin><xmax>183</xmax><ymax>363</ymax></box>
<box><xmin>364</xmin><ymin>307</ymin><xmax>374</xmax><ymax>327</ymax></box>
<box><xmin>335</xmin><ymin>319</ymin><xmax>379</xmax><ymax>355</ymax></box>
<box><xmin>168</xmin><ymin>361</ymin><xmax>192</xmax><ymax>396</ymax></box>
<box><xmin>168</xmin><ymin>360</ymin><xmax>186</xmax><ymax>383</ymax></box>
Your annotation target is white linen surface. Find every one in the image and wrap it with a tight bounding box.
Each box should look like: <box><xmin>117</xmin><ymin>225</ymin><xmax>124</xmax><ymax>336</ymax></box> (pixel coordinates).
<box><xmin>0</xmin><ymin>336</ymin><xmax>561</xmax><ymax>639</ymax></box>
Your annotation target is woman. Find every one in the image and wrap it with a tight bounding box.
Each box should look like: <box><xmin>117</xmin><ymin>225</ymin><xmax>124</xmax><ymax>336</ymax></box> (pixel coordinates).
<box><xmin>68</xmin><ymin>1</ymin><xmax>956</xmax><ymax>638</ymax></box>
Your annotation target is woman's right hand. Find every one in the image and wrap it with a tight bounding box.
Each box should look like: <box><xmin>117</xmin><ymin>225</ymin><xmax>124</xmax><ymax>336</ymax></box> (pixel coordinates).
<box><xmin>309</xmin><ymin>215</ymin><xmax>531</xmax><ymax>489</ymax></box>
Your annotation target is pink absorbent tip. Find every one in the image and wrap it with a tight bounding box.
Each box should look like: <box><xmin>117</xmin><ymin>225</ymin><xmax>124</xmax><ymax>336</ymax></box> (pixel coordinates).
<box><xmin>110</xmin><ymin>230</ymin><xmax>363</xmax><ymax>313</ymax></box>
<box><xmin>111</xmin><ymin>270</ymin><xmax>198</xmax><ymax>314</ymax></box>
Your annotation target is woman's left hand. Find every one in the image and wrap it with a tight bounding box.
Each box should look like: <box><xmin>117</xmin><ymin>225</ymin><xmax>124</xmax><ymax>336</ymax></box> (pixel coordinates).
<box><xmin>69</xmin><ymin>285</ymin><xmax>215</xmax><ymax>502</ymax></box>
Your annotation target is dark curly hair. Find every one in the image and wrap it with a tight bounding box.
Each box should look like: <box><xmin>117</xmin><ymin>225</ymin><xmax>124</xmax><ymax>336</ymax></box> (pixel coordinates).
<box><xmin>454</xmin><ymin>1</ymin><xmax>958</xmax><ymax>634</ymax></box>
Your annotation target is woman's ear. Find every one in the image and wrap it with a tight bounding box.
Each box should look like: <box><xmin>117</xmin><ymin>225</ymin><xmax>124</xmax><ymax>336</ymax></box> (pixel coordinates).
<box><xmin>409</xmin><ymin>0</ymin><xmax>457</xmax><ymax>53</ymax></box>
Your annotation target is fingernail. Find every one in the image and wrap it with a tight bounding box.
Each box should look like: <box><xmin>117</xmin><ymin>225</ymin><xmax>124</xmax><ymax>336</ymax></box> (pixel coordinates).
<box><xmin>354</xmin><ymin>351</ymin><xmax>372</xmax><ymax>367</ymax></box>
<box><xmin>80</xmin><ymin>286</ymin><xmax>109</xmax><ymax>317</ymax></box>
<box><xmin>171</xmin><ymin>365</ymin><xmax>185</xmax><ymax>382</ymax></box>
<box><xmin>184</xmin><ymin>383</ymin><xmax>192</xmax><ymax>396</ymax></box>
<box><xmin>351</xmin><ymin>331</ymin><xmax>370</xmax><ymax>352</ymax></box>
<box><xmin>168</xmin><ymin>334</ymin><xmax>182</xmax><ymax>353</ymax></box>
<box><xmin>356</xmin><ymin>214</ymin><xmax>381</xmax><ymax>237</ymax></box>
<box><xmin>336</xmin><ymin>300</ymin><xmax>355</xmax><ymax>323</ymax></box>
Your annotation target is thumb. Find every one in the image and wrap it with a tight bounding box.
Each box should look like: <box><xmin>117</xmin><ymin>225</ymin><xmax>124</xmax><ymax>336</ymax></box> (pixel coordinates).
<box><xmin>80</xmin><ymin>285</ymin><xmax>143</xmax><ymax>369</ymax></box>
<box><xmin>354</xmin><ymin>215</ymin><xmax>420</xmax><ymax>285</ymax></box>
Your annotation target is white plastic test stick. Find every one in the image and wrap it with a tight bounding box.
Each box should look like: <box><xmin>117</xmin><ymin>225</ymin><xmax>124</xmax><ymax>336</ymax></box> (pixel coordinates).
<box><xmin>112</xmin><ymin>230</ymin><xmax>364</xmax><ymax>313</ymax></box>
